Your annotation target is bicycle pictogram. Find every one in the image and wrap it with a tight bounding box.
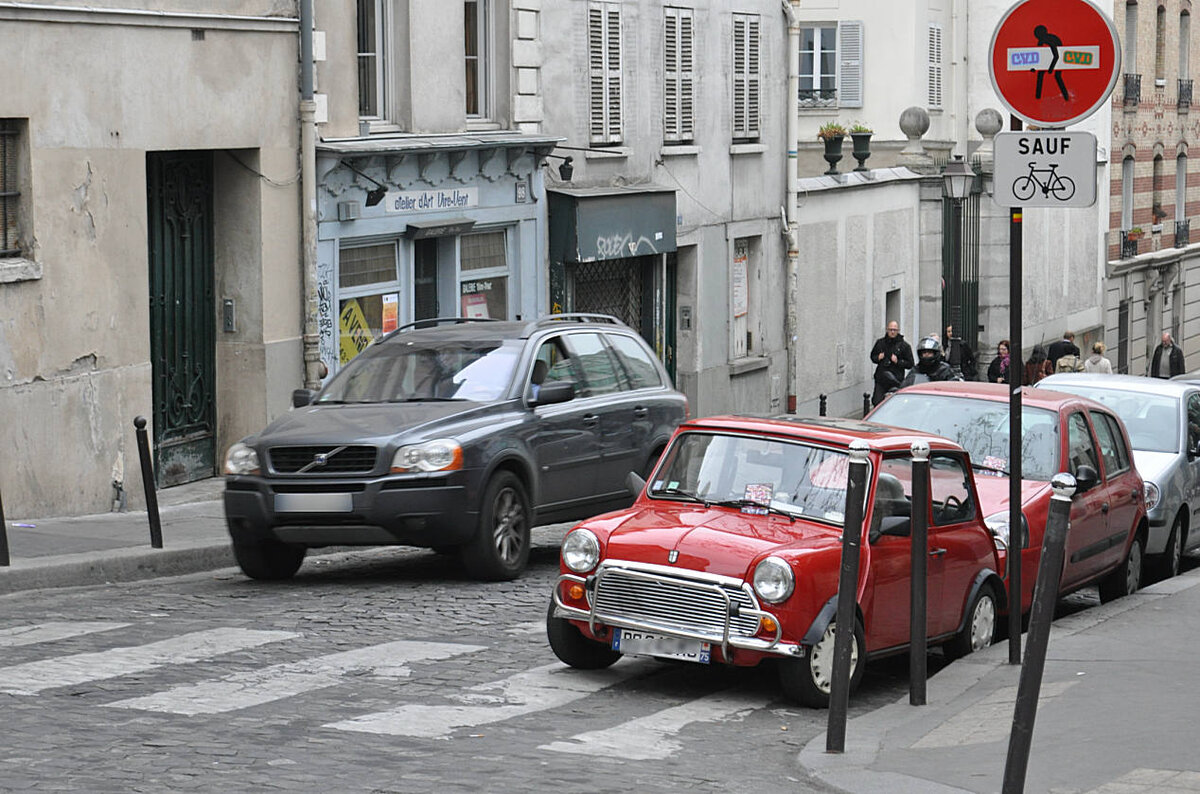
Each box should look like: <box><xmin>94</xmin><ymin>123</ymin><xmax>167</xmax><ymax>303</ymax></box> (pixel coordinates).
<box><xmin>1011</xmin><ymin>161</ymin><xmax>1075</xmax><ymax>201</ymax></box>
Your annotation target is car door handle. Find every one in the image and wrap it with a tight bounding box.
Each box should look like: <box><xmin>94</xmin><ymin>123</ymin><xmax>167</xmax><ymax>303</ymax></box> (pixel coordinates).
<box><xmin>633</xmin><ymin>406</ymin><xmax>649</xmax><ymax>418</ymax></box>
<box><xmin>1101</xmin><ymin>503</ymin><xmax>1110</xmax><ymax>514</ymax></box>
<box><xmin>929</xmin><ymin>547</ymin><xmax>947</xmax><ymax>558</ymax></box>
<box><xmin>582</xmin><ymin>413</ymin><xmax>599</xmax><ymax>425</ymax></box>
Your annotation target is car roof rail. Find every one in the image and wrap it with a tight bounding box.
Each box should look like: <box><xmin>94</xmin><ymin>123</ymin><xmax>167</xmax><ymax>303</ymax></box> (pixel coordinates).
<box><xmin>392</xmin><ymin>316</ymin><xmax>503</xmax><ymax>333</ymax></box>
<box><xmin>527</xmin><ymin>313</ymin><xmax>625</xmax><ymax>333</ymax></box>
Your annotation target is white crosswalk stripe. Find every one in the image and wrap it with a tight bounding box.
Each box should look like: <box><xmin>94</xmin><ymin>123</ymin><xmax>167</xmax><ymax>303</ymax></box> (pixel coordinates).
<box><xmin>0</xmin><ymin>628</ymin><xmax>299</xmax><ymax>695</ymax></box>
<box><xmin>540</xmin><ymin>690</ymin><xmax>760</xmax><ymax>759</ymax></box>
<box><xmin>0</xmin><ymin>622</ymin><xmax>130</xmax><ymax>648</ymax></box>
<box><xmin>105</xmin><ymin>640</ymin><xmax>486</xmax><ymax>715</ymax></box>
<box><xmin>325</xmin><ymin>661</ymin><xmax>646</xmax><ymax>738</ymax></box>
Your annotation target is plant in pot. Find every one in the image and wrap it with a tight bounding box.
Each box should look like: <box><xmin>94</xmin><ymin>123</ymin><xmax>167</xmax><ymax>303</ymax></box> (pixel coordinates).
<box><xmin>849</xmin><ymin>123</ymin><xmax>873</xmax><ymax>171</ymax></box>
<box><xmin>818</xmin><ymin>122</ymin><xmax>847</xmax><ymax>175</ymax></box>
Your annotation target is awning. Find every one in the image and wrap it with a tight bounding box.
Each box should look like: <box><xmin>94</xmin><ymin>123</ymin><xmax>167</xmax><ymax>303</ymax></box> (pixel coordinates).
<box><xmin>404</xmin><ymin>217</ymin><xmax>476</xmax><ymax>239</ymax></box>
<box><xmin>548</xmin><ymin>185</ymin><xmax>677</xmax><ymax>263</ymax></box>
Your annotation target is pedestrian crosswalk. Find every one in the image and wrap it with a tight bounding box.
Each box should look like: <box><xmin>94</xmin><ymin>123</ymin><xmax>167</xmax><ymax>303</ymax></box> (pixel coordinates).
<box><xmin>0</xmin><ymin>620</ymin><xmax>779</xmax><ymax>758</ymax></box>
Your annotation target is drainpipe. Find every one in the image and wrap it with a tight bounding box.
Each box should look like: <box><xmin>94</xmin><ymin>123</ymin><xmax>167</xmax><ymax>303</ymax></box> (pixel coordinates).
<box><xmin>783</xmin><ymin>0</ymin><xmax>800</xmax><ymax>413</ymax></box>
<box><xmin>299</xmin><ymin>0</ymin><xmax>321</xmax><ymax>390</ymax></box>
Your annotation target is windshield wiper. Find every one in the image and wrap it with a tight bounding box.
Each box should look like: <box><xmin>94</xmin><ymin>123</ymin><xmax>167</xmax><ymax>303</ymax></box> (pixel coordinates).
<box><xmin>708</xmin><ymin>498</ymin><xmax>797</xmax><ymax>522</ymax></box>
<box><xmin>652</xmin><ymin>486</ymin><xmax>705</xmax><ymax>503</ymax></box>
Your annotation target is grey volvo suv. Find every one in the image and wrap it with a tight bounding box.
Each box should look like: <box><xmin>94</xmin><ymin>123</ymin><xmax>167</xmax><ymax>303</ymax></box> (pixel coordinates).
<box><xmin>223</xmin><ymin>315</ymin><xmax>687</xmax><ymax>582</ymax></box>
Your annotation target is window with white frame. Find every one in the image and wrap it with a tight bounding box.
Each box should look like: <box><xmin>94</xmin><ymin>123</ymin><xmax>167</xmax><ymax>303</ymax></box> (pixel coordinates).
<box><xmin>733</xmin><ymin>13</ymin><xmax>760</xmax><ymax>141</ymax></box>
<box><xmin>664</xmin><ymin>6</ymin><xmax>694</xmax><ymax>144</ymax></box>
<box><xmin>589</xmin><ymin>2</ymin><xmax>623</xmax><ymax>145</ymax></box>
<box><xmin>928</xmin><ymin>24</ymin><xmax>943</xmax><ymax>110</ymax></box>
<box><xmin>1</xmin><ymin>119</ymin><xmax>24</xmax><ymax>259</ymax></box>
<box><xmin>459</xmin><ymin>230</ymin><xmax>510</xmax><ymax>320</ymax></box>
<box><xmin>799</xmin><ymin>22</ymin><xmax>862</xmax><ymax>109</ymax></box>
<box><xmin>465</xmin><ymin>0</ymin><xmax>490</xmax><ymax>118</ymax></box>
<box><xmin>357</xmin><ymin>0</ymin><xmax>387</xmax><ymax>121</ymax></box>
<box><xmin>338</xmin><ymin>241</ymin><xmax>400</xmax><ymax>365</ymax></box>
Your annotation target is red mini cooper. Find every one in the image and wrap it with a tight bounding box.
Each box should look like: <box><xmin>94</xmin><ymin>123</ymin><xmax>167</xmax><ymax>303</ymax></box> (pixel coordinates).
<box><xmin>547</xmin><ymin>415</ymin><xmax>1006</xmax><ymax>708</ymax></box>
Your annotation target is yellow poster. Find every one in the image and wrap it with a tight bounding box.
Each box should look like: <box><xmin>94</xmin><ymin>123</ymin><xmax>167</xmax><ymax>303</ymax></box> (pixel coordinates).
<box><xmin>339</xmin><ymin>299</ymin><xmax>373</xmax><ymax>364</ymax></box>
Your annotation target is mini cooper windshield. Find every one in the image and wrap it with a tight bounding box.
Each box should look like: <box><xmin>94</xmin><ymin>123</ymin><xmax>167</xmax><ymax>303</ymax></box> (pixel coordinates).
<box><xmin>647</xmin><ymin>431</ymin><xmax>855</xmax><ymax>524</ymax></box>
<box><xmin>316</xmin><ymin>339</ymin><xmax>522</xmax><ymax>404</ymax></box>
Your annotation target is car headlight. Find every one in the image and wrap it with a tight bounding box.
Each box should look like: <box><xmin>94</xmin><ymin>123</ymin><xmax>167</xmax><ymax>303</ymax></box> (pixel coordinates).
<box><xmin>752</xmin><ymin>556</ymin><xmax>795</xmax><ymax>603</ymax></box>
<box><xmin>1144</xmin><ymin>481</ymin><xmax>1161</xmax><ymax>511</ymax></box>
<box><xmin>984</xmin><ymin>510</ymin><xmax>1029</xmax><ymax>550</ymax></box>
<box><xmin>561</xmin><ymin>529</ymin><xmax>601</xmax><ymax>573</ymax></box>
<box><xmin>224</xmin><ymin>442</ymin><xmax>260</xmax><ymax>475</ymax></box>
<box><xmin>391</xmin><ymin>439</ymin><xmax>463</xmax><ymax>473</ymax></box>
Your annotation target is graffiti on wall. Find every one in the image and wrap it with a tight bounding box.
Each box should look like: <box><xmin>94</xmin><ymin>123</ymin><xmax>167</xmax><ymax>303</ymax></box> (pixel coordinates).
<box><xmin>595</xmin><ymin>232</ymin><xmax>662</xmax><ymax>260</ymax></box>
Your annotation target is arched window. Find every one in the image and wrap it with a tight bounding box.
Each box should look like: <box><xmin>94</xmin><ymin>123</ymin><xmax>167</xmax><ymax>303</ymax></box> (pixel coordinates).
<box><xmin>1122</xmin><ymin>155</ymin><xmax>1135</xmax><ymax>230</ymax></box>
<box><xmin>1182</xmin><ymin>11</ymin><xmax>1192</xmax><ymax>77</ymax></box>
<box><xmin>1156</xmin><ymin>5</ymin><xmax>1167</xmax><ymax>81</ymax></box>
<box><xmin>1178</xmin><ymin>154</ymin><xmax>1188</xmax><ymax>222</ymax></box>
<box><xmin>1154</xmin><ymin>154</ymin><xmax>1165</xmax><ymax>222</ymax></box>
<box><xmin>1126</xmin><ymin>2</ymin><xmax>1139</xmax><ymax>71</ymax></box>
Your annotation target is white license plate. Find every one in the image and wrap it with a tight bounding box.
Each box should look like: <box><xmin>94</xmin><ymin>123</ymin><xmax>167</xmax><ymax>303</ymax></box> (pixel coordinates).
<box><xmin>612</xmin><ymin>629</ymin><xmax>711</xmax><ymax>664</ymax></box>
<box><xmin>274</xmin><ymin>492</ymin><xmax>353</xmax><ymax>513</ymax></box>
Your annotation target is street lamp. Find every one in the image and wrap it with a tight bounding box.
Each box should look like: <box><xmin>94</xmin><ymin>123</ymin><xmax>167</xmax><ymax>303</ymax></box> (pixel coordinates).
<box><xmin>942</xmin><ymin>154</ymin><xmax>974</xmax><ymax>344</ymax></box>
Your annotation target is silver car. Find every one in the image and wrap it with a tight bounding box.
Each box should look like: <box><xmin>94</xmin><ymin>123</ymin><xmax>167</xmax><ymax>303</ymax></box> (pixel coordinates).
<box><xmin>1036</xmin><ymin>373</ymin><xmax>1200</xmax><ymax>580</ymax></box>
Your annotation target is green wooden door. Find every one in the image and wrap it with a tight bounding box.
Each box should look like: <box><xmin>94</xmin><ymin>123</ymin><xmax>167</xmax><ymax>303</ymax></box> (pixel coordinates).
<box><xmin>146</xmin><ymin>151</ymin><xmax>216</xmax><ymax>487</ymax></box>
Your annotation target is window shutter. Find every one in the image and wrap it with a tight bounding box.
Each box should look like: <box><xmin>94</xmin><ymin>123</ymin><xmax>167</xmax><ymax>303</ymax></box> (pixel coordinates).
<box><xmin>837</xmin><ymin>20</ymin><xmax>863</xmax><ymax>108</ymax></box>
<box><xmin>589</xmin><ymin>3</ymin><xmax>622</xmax><ymax>144</ymax></box>
<box><xmin>589</xmin><ymin>6</ymin><xmax>605</xmax><ymax>141</ymax></box>
<box><xmin>927</xmin><ymin>23</ymin><xmax>943</xmax><ymax>109</ymax></box>
<box><xmin>733</xmin><ymin>14</ymin><xmax>760</xmax><ymax>139</ymax></box>
<box><xmin>680</xmin><ymin>11</ymin><xmax>694</xmax><ymax>140</ymax></box>
<box><xmin>605</xmin><ymin>6</ymin><xmax>623</xmax><ymax>142</ymax></box>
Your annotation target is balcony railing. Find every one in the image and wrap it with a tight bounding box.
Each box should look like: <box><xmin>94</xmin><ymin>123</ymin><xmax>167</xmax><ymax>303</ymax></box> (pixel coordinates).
<box><xmin>1176</xmin><ymin>218</ymin><xmax>1191</xmax><ymax>248</ymax></box>
<box><xmin>798</xmin><ymin>88</ymin><xmax>838</xmax><ymax>108</ymax></box>
<box><xmin>1180</xmin><ymin>78</ymin><xmax>1193</xmax><ymax>109</ymax></box>
<box><xmin>1124</xmin><ymin>73</ymin><xmax>1141</xmax><ymax>107</ymax></box>
<box><xmin>1121</xmin><ymin>230</ymin><xmax>1141</xmax><ymax>258</ymax></box>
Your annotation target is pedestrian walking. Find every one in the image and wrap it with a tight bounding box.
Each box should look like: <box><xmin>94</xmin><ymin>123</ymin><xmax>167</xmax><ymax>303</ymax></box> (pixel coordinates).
<box><xmin>987</xmin><ymin>339</ymin><xmax>1016</xmax><ymax>385</ymax></box>
<box><xmin>1023</xmin><ymin>344</ymin><xmax>1054</xmax><ymax>385</ymax></box>
<box><xmin>1084</xmin><ymin>341</ymin><xmax>1113</xmax><ymax>374</ymax></box>
<box><xmin>897</xmin><ymin>336</ymin><xmax>961</xmax><ymax>388</ymax></box>
<box><xmin>944</xmin><ymin>324</ymin><xmax>977</xmax><ymax>381</ymax></box>
<box><xmin>1149</xmin><ymin>332</ymin><xmax>1185</xmax><ymax>378</ymax></box>
<box><xmin>869</xmin><ymin>321</ymin><xmax>914</xmax><ymax>406</ymax></box>
<box><xmin>1046</xmin><ymin>331</ymin><xmax>1080</xmax><ymax>370</ymax></box>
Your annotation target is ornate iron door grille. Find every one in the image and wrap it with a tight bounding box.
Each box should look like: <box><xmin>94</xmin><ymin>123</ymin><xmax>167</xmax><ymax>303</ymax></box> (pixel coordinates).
<box><xmin>147</xmin><ymin>151</ymin><xmax>216</xmax><ymax>487</ymax></box>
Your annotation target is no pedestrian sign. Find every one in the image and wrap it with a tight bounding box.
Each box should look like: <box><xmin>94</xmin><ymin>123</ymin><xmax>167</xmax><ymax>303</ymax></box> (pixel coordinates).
<box><xmin>989</xmin><ymin>0</ymin><xmax>1121</xmax><ymax>127</ymax></box>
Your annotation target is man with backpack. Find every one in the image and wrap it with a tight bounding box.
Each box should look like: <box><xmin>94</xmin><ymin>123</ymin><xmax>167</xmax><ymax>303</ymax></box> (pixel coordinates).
<box><xmin>1054</xmin><ymin>348</ymin><xmax>1085</xmax><ymax>373</ymax></box>
<box><xmin>1046</xmin><ymin>330</ymin><xmax>1081</xmax><ymax>371</ymax></box>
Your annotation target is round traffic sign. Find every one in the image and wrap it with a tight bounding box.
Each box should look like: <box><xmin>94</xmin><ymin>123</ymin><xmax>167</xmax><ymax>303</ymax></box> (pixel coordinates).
<box><xmin>989</xmin><ymin>0</ymin><xmax>1121</xmax><ymax>127</ymax></box>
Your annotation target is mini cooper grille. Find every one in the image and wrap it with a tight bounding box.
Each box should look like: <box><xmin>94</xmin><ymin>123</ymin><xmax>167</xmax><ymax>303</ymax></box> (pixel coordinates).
<box><xmin>269</xmin><ymin>446</ymin><xmax>378</xmax><ymax>475</ymax></box>
<box><xmin>592</xmin><ymin>569</ymin><xmax>761</xmax><ymax>639</ymax></box>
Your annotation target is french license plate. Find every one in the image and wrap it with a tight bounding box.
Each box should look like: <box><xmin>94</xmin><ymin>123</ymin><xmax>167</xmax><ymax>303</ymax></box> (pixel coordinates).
<box><xmin>611</xmin><ymin>629</ymin><xmax>711</xmax><ymax>664</ymax></box>
<box><xmin>274</xmin><ymin>492</ymin><xmax>353</xmax><ymax>513</ymax></box>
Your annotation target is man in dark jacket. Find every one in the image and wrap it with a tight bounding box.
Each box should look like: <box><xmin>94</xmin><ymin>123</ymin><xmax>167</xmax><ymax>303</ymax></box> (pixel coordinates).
<box><xmin>870</xmin><ymin>321</ymin><xmax>914</xmax><ymax>406</ymax></box>
<box><xmin>944</xmin><ymin>324</ymin><xmax>977</xmax><ymax>380</ymax></box>
<box><xmin>1149</xmin><ymin>332</ymin><xmax>1186</xmax><ymax>378</ymax></box>
<box><xmin>898</xmin><ymin>336</ymin><xmax>961</xmax><ymax>389</ymax></box>
<box><xmin>1046</xmin><ymin>331</ymin><xmax>1080</xmax><ymax>370</ymax></box>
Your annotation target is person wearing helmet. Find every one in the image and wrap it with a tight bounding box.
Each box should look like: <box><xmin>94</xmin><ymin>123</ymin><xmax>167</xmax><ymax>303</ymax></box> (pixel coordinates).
<box><xmin>897</xmin><ymin>335</ymin><xmax>960</xmax><ymax>389</ymax></box>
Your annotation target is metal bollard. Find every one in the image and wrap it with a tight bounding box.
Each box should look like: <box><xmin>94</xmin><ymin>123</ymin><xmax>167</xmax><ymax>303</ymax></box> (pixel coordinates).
<box><xmin>1002</xmin><ymin>473</ymin><xmax>1075</xmax><ymax>794</ymax></box>
<box><xmin>862</xmin><ymin>392</ymin><xmax>871</xmax><ymax>417</ymax></box>
<box><xmin>133</xmin><ymin>416</ymin><xmax>164</xmax><ymax>549</ymax></box>
<box><xmin>819</xmin><ymin>394</ymin><xmax>827</xmax><ymax>416</ymax></box>
<box><xmin>909</xmin><ymin>441</ymin><xmax>930</xmax><ymax>706</ymax></box>
<box><xmin>826</xmin><ymin>440</ymin><xmax>870</xmax><ymax>753</ymax></box>
<box><xmin>0</xmin><ymin>484</ymin><xmax>9</xmax><ymax>567</ymax></box>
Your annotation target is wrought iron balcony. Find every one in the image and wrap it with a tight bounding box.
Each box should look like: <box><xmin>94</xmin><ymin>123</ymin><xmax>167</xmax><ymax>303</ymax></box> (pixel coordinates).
<box><xmin>1121</xmin><ymin>230</ymin><xmax>1141</xmax><ymax>258</ymax></box>
<box><xmin>1176</xmin><ymin>218</ymin><xmax>1190</xmax><ymax>248</ymax></box>
<box><xmin>1124</xmin><ymin>73</ymin><xmax>1141</xmax><ymax>107</ymax></box>
<box><xmin>798</xmin><ymin>88</ymin><xmax>838</xmax><ymax>108</ymax></box>
<box><xmin>1180</xmin><ymin>78</ymin><xmax>1193</xmax><ymax>109</ymax></box>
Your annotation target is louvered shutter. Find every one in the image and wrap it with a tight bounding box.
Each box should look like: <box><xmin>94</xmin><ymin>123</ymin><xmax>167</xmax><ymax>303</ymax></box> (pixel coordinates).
<box><xmin>733</xmin><ymin>14</ymin><xmax>760</xmax><ymax>140</ymax></box>
<box><xmin>665</xmin><ymin>8</ymin><xmax>694</xmax><ymax>143</ymax></box>
<box><xmin>589</xmin><ymin>3</ymin><xmax>623</xmax><ymax>145</ymax></box>
<box><xmin>928</xmin><ymin>23</ymin><xmax>943</xmax><ymax>109</ymax></box>
<box><xmin>837</xmin><ymin>20</ymin><xmax>863</xmax><ymax>108</ymax></box>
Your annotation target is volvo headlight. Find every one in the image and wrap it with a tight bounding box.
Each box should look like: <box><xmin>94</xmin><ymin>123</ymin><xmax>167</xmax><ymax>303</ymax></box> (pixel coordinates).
<box><xmin>561</xmin><ymin>529</ymin><xmax>600</xmax><ymax>573</ymax></box>
<box><xmin>391</xmin><ymin>439</ymin><xmax>463</xmax><ymax>472</ymax></box>
<box><xmin>1144</xmin><ymin>481</ymin><xmax>1161</xmax><ymax>511</ymax></box>
<box><xmin>984</xmin><ymin>510</ymin><xmax>1029</xmax><ymax>550</ymax></box>
<box><xmin>752</xmin><ymin>557</ymin><xmax>795</xmax><ymax>603</ymax></box>
<box><xmin>224</xmin><ymin>442</ymin><xmax>260</xmax><ymax>475</ymax></box>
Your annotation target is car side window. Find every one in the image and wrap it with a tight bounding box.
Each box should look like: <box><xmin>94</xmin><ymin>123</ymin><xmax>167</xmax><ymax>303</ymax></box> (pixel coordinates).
<box><xmin>1188</xmin><ymin>393</ymin><xmax>1200</xmax><ymax>451</ymax></box>
<box><xmin>563</xmin><ymin>333</ymin><xmax>627</xmax><ymax>396</ymax></box>
<box><xmin>870</xmin><ymin>457</ymin><xmax>913</xmax><ymax>541</ymax></box>
<box><xmin>930</xmin><ymin>453</ymin><xmax>975</xmax><ymax>526</ymax></box>
<box><xmin>530</xmin><ymin>337</ymin><xmax>572</xmax><ymax>397</ymax></box>
<box><xmin>605</xmin><ymin>333</ymin><xmax>664</xmax><ymax>390</ymax></box>
<box><xmin>1090</xmin><ymin>411</ymin><xmax>1129</xmax><ymax>476</ymax></box>
<box><xmin>1067</xmin><ymin>412</ymin><xmax>1101</xmax><ymax>477</ymax></box>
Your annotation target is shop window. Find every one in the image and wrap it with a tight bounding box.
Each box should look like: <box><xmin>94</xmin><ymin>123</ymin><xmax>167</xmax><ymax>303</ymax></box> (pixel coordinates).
<box><xmin>338</xmin><ymin>241</ymin><xmax>400</xmax><ymax>364</ymax></box>
<box><xmin>459</xmin><ymin>230</ymin><xmax>509</xmax><ymax>319</ymax></box>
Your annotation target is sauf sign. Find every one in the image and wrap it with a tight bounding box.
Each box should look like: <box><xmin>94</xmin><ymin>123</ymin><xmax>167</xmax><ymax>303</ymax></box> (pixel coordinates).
<box><xmin>993</xmin><ymin>131</ymin><xmax>1097</xmax><ymax>208</ymax></box>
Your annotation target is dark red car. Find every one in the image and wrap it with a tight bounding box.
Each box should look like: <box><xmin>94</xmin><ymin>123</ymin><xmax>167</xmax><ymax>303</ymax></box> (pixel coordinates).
<box><xmin>868</xmin><ymin>382</ymin><xmax>1148</xmax><ymax>610</ymax></box>
<box><xmin>547</xmin><ymin>415</ymin><xmax>1006</xmax><ymax>708</ymax></box>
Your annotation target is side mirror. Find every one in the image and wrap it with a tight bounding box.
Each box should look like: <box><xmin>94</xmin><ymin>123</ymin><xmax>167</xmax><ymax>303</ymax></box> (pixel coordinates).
<box><xmin>531</xmin><ymin>380</ymin><xmax>575</xmax><ymax>406</ymax></box>
<box><xmin>292</xmin><ymin>389</ymin><xmax>316</xmax><ymax>408</ymax></box>
<box><xmin>625</xmin><ymin>470</ymin><xmax>646</xmax><ymax>499</ymax></box>
<box><xmin>879</xmin><ymin>515</ymin><xmax>912</xmax><ymax>538</ymax></box>
<box><xmin>1074</xmin><ymin>463</ymin><xmax>1099</xmax><ymax>493</ymax></box>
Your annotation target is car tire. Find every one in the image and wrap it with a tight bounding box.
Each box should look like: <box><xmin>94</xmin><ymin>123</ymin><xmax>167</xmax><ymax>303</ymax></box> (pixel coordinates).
<box><xmin>1098</xmin><ymin>533</ymin><xmax>1144</xmax><ymax>604</ymax></box>
<box><xmin>232</xmin><ymin>541</ymin><xmax>305</xmax><ymax>581</ymax></box>
<box><xmin>779</xmin><ymin>618</ymin><xmax>866</xmax><ymax>709</ymax></box>
<box><xmin>943</xmin><ymin>584</ymin><xmax>998</xmax><ymax>661</ymax></box>
<box><xmin>460</xmin><ymin>471</ymin><xmax>531</xmax><ymax>581</ymax></box>
<box><xmin>1150</xmin><ymin>514</ymin><xmax>1184</xmax><ymax>583</ymax></box>
<box><xmin>545</xmin><ymin>600</ymin><xmax>621</xmax><ymax>670</ymax></box>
